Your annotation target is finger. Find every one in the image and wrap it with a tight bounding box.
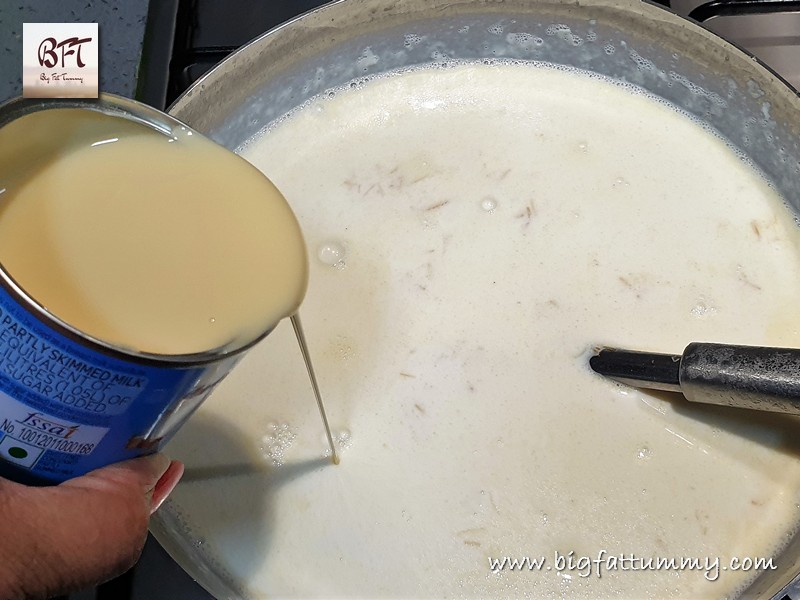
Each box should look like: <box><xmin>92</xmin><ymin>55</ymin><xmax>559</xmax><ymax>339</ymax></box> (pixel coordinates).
<box><xmin>0</xmin><ymin>454</ymin><xmax>181</xmax><ymax>599</ymax></box>
<box><xmin>150</xmin><ymin>459</ymin><xmax>184</xmax><ymax>514</ymax></box>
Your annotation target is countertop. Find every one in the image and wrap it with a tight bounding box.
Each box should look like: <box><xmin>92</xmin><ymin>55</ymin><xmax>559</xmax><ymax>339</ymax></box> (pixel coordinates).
<box><xmin>0</xmin><ymin>0</ymin><xmax>151</xmax><ymax>104</ymax></box>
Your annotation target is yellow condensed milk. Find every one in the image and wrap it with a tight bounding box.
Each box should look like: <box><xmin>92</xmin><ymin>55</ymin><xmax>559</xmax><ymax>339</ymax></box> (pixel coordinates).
<box><xmin>0</xmin><ymin>98</ymin><xmax>307</xmax><ymax>484</ymax></box>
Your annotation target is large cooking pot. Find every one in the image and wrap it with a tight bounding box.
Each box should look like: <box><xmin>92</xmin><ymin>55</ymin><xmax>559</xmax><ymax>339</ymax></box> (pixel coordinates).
<box><xmin>154</xmin><ymin>0</ymin><xmax>800</xmax><ymax>597</ymax></box>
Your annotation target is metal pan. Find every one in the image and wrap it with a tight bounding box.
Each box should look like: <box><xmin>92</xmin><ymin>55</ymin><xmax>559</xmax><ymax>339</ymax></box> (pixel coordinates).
<box><xmin>153</xmin><ymin>1</ymin><xmax>800</xmax><ymax>597</ymax></box>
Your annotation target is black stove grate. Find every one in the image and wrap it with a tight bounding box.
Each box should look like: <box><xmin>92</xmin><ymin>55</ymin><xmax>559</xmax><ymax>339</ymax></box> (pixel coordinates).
<box><xmin>165</xmin><ymin>0</ymin><xmax>331</xmax><ymax>107</ymax></box>
<box><xmin>689</xmin><ymin>0</ymin><xmax>800</xmax><ymax>21</ymax></box>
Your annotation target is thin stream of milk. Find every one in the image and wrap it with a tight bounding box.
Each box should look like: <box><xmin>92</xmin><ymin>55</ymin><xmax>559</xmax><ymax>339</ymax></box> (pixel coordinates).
<box><xmin>290</xmin><ymin>313</ymin><xmax>339</xmax><ymax>465</ymax></box>
<box><xmin>163</xmin><ymin>62</ymin><xmax>800</xmax><ymax>598</ymax></box>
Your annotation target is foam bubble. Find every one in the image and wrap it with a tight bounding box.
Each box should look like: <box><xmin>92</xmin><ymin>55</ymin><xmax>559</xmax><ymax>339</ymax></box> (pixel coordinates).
<box><xmin>260</xmin><ymin>422</ymin><xmax>297</xmax><ymax>466</ymax></box>
<box><xmin>336</xmin><ymin>428</ymin><xmax>352</xmax><ymax>448</ymax></box>
<box><xmin>318</xmin><ymin>241</ymin><xmax>346</xmax><ymax>268</ymax></box>
<box><xmin>613</xmin><ymin>176</ymin><xmax>629</xmax><ymax>187</ymax></box>
<box><xmin>506</xmin><ymin>32</ymin><xmax>535</xmax><ymax>49</ymax></box>
<box><xmin>668</xmin><ymin>72</ymin><xmax>728</xmax><ymax>108</ymax></box>
<box><xmin>628</xmin><ymin>48</ymin><xmax>655</xmax><ymax>72</ymax></box>
<box><xmin>544</xmin><ymin>24</ymin><xmax>582</xmax><ymax>46</ymax></box>
<box><xmin>404</xmin><ymin>34</ymin><xmax>422</xmax><ymax>49</ymax></box>
<box><xmin>481</xmin><ymin>196</ymin><xmax>498</xmax><ymax>212</ymax></box>
<box><xmin>322</xmin><ymin>428</ymin><xmax>353</xmax><ymax>457</ymax></box>
<box><xmin>691</xmin><ymin>297</ymin><xmax>718</xmax><ymax>317</ymax></box>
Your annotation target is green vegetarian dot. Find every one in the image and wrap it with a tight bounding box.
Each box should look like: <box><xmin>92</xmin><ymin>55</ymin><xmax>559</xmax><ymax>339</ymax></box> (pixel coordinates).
<box><xmin>8</xmin><ymin>447</ymin><xmax>28</xmax><ymax>459</ymax></box>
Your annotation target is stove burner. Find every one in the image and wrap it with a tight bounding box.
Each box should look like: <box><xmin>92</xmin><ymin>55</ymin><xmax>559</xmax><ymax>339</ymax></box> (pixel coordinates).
<box><xmin>690</xmin><ymin>0</ymin><xmax>800</xmax><ymax>22</ymax></box>
<box><xmin>167</xmin><ymin>0</ymin><xmax>331</xmax><ymax>106</ymax></box>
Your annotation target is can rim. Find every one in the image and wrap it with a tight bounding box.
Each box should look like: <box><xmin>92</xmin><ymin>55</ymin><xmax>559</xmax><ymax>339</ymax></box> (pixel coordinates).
<box><xmin>0</xmin><ymin>93</ymin><xmax>274</xmax><ymax>367</ymax></box>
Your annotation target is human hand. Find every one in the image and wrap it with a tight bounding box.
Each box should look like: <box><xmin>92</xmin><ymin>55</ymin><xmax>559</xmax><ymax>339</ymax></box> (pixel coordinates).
<box><xmin>0</xmin><ymin>454</ymin><xmax>183</xmax><ymax>600</ymax></box>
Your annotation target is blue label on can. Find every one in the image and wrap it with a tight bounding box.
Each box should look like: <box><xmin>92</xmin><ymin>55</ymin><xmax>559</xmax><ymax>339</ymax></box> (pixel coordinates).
<box><xmin>0</xmin><ymin>283</ymin><xmax>238</xmax><ymax>484</ymax></box>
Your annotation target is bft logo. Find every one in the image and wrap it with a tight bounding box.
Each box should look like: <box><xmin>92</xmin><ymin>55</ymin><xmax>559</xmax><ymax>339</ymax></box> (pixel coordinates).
<box><xmin>23</xmin><ymin>23</ymin><xmax>99</xmax><ymax>98</ymax></box>
<box><xmin>38</xmin><ymin>36</ymin><xmax>92</xmax><ymax>69</ymax></box>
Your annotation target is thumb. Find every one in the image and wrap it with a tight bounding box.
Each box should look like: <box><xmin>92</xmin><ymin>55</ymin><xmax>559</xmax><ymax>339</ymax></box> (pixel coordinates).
<box><xmin>0</xmin><ymin>454</ymin><xmax>183</xmax><ymax>600</ymax></box>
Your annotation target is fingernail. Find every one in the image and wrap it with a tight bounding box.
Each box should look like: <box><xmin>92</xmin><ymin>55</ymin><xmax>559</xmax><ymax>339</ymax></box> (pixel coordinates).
<box><xmin>151</xmin><ymin>460</ymin><xmax>184</xmax><ymax>514</ymax></box>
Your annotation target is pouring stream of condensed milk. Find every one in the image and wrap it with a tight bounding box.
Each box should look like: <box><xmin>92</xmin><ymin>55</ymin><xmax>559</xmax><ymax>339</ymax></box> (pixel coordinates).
<box><xmin>0</xmin><ymin>106</ymin><xmax>338</xmax><ymax>463</ymax></box>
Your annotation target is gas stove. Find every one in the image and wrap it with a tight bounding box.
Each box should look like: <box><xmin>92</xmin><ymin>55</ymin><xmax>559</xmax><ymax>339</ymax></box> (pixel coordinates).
<box><xmin>674</xmin><ymin>0</ymin><xmax>800</xmax><ymax>90</ymax></box>
<box><xmin>151</xmin><ymin>0</ymin><xmax>800</xmax><ymax>114</ymax></box>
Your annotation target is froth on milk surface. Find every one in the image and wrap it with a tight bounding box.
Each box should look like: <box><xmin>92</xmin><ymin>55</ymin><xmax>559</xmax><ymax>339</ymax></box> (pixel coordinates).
<box><xmin>161</xmin><ymin>63</ymin><xmax>800</xmax><ymax>598</ymax></box>
<box><xmin>0</xmin><ymin>108</ymin><xmax>308</xmax><ymax>356</ymax></box>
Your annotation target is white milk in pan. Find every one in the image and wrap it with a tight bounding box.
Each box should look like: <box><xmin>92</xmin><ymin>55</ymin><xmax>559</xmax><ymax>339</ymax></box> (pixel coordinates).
<box><xmin>163</xmin><ymin>63</ymin><xmax>800</xmax><ymax>597</ymax></box>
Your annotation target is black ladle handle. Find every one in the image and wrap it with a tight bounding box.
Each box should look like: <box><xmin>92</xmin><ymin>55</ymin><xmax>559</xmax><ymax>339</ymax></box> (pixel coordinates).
<box><xmin>590</xmin><ymin>343</ymin><xmax>800</xmax><ymax>415</ymax></box>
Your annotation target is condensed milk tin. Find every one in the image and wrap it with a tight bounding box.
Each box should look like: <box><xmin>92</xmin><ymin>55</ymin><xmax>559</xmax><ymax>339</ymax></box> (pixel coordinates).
<box><xmin>0</xmin><ymin>95</ymin><xmax>308</xmax><ymax>485</ymax></box>
<box><xmin>0</xmin><ymin>278</ymin><xmax>241</xmax><ymax>485</ymax></box>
